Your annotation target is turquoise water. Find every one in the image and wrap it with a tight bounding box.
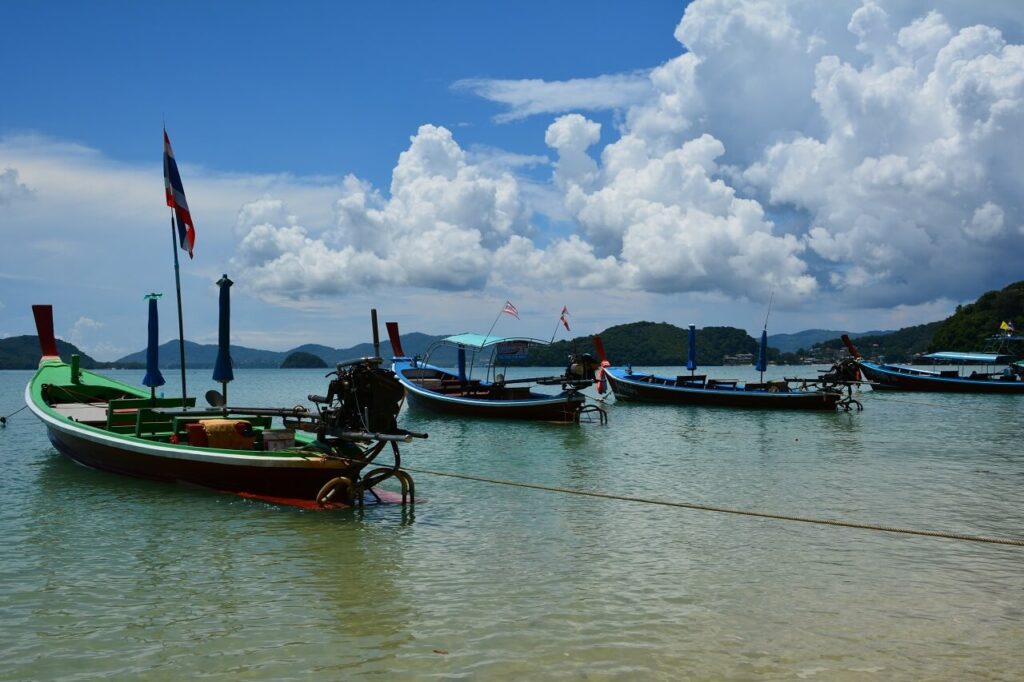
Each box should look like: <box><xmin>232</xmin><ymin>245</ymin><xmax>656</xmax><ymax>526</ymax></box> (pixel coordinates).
<box><xmin>1</xmin><ymin>366</ymin><xmax>1022</xmax><ymax>680</ymax></box>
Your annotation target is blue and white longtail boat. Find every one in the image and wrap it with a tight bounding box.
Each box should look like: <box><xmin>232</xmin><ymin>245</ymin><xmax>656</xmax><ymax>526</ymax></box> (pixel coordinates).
<box><xmin>386</xmin><ymin>322</ymin><xmax>603</xmax><ymax>423</ymax></box>
<box><xmin>842</xmin><ymin>334</ymin><xmax>1024</xmax><ymax>394</ymax></box>
<box><xmin>594</xmin><ymin>327</ymin><xmax>852</xmax><ymax>411</ymax></box>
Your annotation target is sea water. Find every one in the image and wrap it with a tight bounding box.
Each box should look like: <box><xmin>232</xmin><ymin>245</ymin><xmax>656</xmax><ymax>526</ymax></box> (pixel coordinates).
<box><xmin>0</xmin><ymin>366</ymin><xmax>1021</xmax><ymax>680</ymax></box>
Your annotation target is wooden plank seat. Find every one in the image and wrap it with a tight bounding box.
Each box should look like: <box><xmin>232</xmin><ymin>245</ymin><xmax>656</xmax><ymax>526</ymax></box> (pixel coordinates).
<box><xmin>52</xmin><ymin>402</ymin><xmax>109</xmax><ymax>426</ymax></box>
<box><xmin>106</xmin><ymin>396</ymin><xmax>197</xmax><ymax>432</ymax></box>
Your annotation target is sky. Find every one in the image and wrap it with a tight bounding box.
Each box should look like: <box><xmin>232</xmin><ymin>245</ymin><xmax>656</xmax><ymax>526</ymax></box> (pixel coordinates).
<box><xmin>1</xmin><ymin>1</ymin><xmax>1023</xmax><ymax>361</ymax></box>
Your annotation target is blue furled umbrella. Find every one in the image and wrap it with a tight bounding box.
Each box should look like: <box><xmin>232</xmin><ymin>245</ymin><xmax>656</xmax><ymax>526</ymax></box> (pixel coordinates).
<box><xmin>755</xmin><ymin>329</ymin><xmax>768</xmax><ymax>377</ymax></box>
<box><xmin>686</xmin><ymin>324</ymin><xmax>697</xmax><ymax>372</ymax></box>
<box><xmin>212</xmin><ymin>275</ymin><xmax>234</xmax><ymax>401</ymax></box>
<box><xmin>142</xmin><ymin>294</ymin><xmax>165</xmax><ymax>395</ymax></box>
<box><xmin>457</xmin><ymin>346</ymin><xmax>467</xmax><ymax>382</ymax></box>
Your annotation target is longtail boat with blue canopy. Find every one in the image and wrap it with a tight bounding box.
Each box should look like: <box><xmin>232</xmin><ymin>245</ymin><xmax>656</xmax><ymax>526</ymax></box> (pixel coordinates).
<box><xmin>25</xmin><ymin>302</ymin><xmax>426</xmax><ymax>509</ymax></box>
<box><xmin>841</xmin><ymin>333</ymin><xmax>1024</xmax><ymax>393</ymax></box>
<box><xmin>594</xmin><ymin>327</ymin><xmax>859</xmax><ymax>411</ymax></box>
<box><xmin>386</xmin><ymin>322</ymin><xmax>605</xmax><ymax>423</ymax></box>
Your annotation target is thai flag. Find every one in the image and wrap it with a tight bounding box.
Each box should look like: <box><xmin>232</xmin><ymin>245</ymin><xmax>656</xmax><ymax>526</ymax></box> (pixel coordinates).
<box><xmin>163</xmin><ymin>129</ymin><xmax>196</xmax><ymax>259</ymax></box>
<box><xmin>560</xmin><ymin>306</ymin><xmax>571</xmax><ymax>331</ymax></box>
<box><xmin>502</xmin><ymin>300</ymin><xmax>520</xmax><ymax>319</ymax></box>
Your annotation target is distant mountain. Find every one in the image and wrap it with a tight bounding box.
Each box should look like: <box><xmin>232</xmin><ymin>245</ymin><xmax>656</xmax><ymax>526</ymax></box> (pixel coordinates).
<box><xmin>5</xmin><ymin>281</ymin><xmax>1019</xmax><ymax>369</ymax></box>
<box><xmin>767</xmin><ymin>329</ymin><xmax>892</xmax><ymax>353</ymax></box>
<box><xmin>111</xmin><ymin>331</ymin><xmax>455</xmax><ymax>369</ymax></box>
<box><xmin>115</xmin><ymin>340</ymin><xmax>286</xmax><ymax>369</ymax></box>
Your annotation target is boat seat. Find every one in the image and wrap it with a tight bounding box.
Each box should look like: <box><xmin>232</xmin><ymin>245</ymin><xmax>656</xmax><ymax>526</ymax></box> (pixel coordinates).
<box><xmin>676</xmin><ymin>375</ymin><xmax>706</xmax><ymax>386</ymax></box>
<box><xmin>52</xmin><ymin>402</ymin><xmax>108</xmax><ymax>425</ymax></box>
<box><xmin>106</xmin><ymin>396</ymin><xmax>197</xmax><ymax>431</ymax></box>
<box><xmin>706</xmin><ymin>380</ymin><xmax>737</xmax><ymax>389</ymax></box>
<box><xmin>135</xmin><ymin>408</ymin><xmax>175</xmax><ymax>437</ymax></box>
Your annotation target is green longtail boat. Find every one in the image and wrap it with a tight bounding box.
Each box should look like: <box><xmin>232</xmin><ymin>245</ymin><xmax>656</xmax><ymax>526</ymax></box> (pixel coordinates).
<box><xmin>25</xmin><ymin>303</ymin><xmax>425</xmax><ymax>508</ymax></box>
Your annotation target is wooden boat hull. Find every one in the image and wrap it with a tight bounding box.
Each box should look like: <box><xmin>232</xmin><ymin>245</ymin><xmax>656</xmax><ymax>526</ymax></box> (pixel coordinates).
<box><xmin>602</xmin><ymin>367</ymin><xmax>840</xmax><ymax>410</ymax></box>
<box><xmin>26</xmin><ymin>361</ymin><xmax>366</xmax><ymax>503</ymax></box>
<box><xmin>41</xmin><ymin>420</ymin><xmax>347</xmax><ymax>499</ymax></box>
<box><xmin>393</xmin><ymin>359</ymin><xmax>586</xmax><ymax>423</ymax></box>
<box><xmin>858</xmin><ymin>361</ymin><xmax>1024</xmax><ymax>393</ymax></box>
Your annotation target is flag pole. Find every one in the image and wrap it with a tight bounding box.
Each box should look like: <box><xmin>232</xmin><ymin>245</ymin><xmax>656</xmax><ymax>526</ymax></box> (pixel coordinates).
<box><xmin>483</xmin><ymin>307</ymin><xmax>505</xmax><ymax>344</ymax></box>
<box><xmin>170</xmin><ymin>214</ymin><xmax>188</xmax><ymax>406</ymax></box>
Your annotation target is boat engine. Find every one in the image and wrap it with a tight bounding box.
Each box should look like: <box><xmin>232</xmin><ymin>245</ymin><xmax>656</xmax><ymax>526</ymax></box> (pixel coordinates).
<box><xmin>309</xmin><ymin>358</ymin><xmax>407</xmax><ymax>441</ymax></box>
<box><xmin>565</xmin><ymin>352</ymin><xmax>599</xmax><ymax>384</ymax></box>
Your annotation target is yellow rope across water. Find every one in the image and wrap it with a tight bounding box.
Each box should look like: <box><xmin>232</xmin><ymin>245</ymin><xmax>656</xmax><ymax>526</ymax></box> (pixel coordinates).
<box><xmin>401</xmin><ymin>466</ymin><xmax>1024</xmax><ymax>548</ymax></box>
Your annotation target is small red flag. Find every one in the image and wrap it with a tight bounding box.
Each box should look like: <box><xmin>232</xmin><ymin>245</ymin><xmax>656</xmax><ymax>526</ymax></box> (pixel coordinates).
<box><xmin>560</xmin><ymin>306</ymin><xmax>570</xmax><ymax>331</ymax></box>
<box><xmin>502</xmin><ymin>300</ymin><xmax>520</xmax><ymax>319</ymax></box>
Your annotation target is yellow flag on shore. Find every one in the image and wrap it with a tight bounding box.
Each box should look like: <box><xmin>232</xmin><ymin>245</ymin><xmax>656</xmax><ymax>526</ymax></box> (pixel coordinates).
<box><xmin>1000</xmin><ymin>321</ymin><xmax>1011</xmax><ymax>331</ymax></box>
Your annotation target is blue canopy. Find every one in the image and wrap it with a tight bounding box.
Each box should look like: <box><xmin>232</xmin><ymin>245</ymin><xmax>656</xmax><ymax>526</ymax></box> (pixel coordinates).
<box><xmin>923</xmin><ymin>351</ymin><xmax>1011</xmax><ymax>364</ymax></box>
<box><xmin>441</xmin><ymin>333</ymin><xmax>548</xmax><ymax>350</ymax></box>
<box><xmin>142</xmin><ymin>294</ymin><xmax>165</xmax><ymax>388</ymax></box>
<box><xmin>755</xmin><ymin>329</ymin><xmax>768</xmax><ymax>373</ymax></box>
<box><xmin>686</xmin><ymin>324</ymin><xmax>697</xmax><ymax>371</ymax></box>
<box><xmin>212</xmin><ymin>274</ymin><xmax>234</xmax><ymax>383</ymax></box>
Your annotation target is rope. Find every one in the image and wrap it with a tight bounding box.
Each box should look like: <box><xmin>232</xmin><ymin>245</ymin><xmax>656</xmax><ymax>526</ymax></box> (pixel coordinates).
<box><xmin>1</xmin><ymin>404</ymin><xmax>28</xmax><ymax>426</ymax></box>
<box><xmin>401</xmin><ymin>466</ymin><xmax>1024</xmax><ymax>548</ymax></box>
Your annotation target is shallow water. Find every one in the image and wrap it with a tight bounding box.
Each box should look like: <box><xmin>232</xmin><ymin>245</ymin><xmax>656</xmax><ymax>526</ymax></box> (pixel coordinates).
<box><xmin>1</xmin><ymin>366</ymin><xmax>1022</xmax><ymax>680</ymax></box>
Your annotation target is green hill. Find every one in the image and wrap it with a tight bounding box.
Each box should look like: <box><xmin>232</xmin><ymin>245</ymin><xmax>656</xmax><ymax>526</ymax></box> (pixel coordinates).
<box><xmin>813</xmin><ymin>280</ymin><xmax>1024</xmax><ymax>362</ymax></box>
<box><xmin>526</xmin><ymin>322</ymin><xmax>768</xmax><ymax>367</ymax></box>
<box><xmin>929</xmin><ymin>281</ymin><xmax>1024</xmax><ymax>352</ymax></box>
<box><xmin>280</xmin><ymin>351</ymin><xmax>328</xmax><ymax>368</ymax></box>
<box><xmin>0</xmin><ymin>336</ymin><xmax>106</xmax><ymax>370</ymax></box>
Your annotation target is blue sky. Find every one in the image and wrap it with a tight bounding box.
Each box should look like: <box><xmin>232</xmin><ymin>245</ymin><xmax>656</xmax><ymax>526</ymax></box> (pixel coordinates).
<box><xmin>2</xmin><ymin>1</ymin><xmax>1023</xmax><ymax>360</ymax></box>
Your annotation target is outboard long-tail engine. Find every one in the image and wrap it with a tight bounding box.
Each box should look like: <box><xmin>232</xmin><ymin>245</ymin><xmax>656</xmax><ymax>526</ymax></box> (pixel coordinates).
<box><xmin>305</xmin><ymin>310</ymin><xmax>426</xmax><ymax>507</ymax></box>
<box><xmin>310</xmin><ymin>357</ymin><xmax>406</xmax><ymax>441</ymax></box>
<box><xmin>565</xmin><ymin>352</ymin><xmax>599</xmax><ymax>384</ymax></box>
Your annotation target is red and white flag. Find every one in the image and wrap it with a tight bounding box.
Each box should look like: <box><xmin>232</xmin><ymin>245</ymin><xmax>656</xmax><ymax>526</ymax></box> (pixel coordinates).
<box><xmin>502</xmin><ymin>300</ymin><xmax>520</xmax><ymax>319</ymax></box>
<box><xmin>163</xmin><ymin>129</ymin><xmax>196</xmax><ymax>259</ymax></box>
<box><xmin>559</xmin><ymin>306</ymin><xmax>570</xmax><ymax>331</ymax></box>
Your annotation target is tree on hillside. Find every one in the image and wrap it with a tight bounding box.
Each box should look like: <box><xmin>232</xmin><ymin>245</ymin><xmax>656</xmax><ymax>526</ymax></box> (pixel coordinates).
<box><xmin>929</xmin><ymin>281</ymin><xmax>1024</xmax><ymax>352</ymax></box>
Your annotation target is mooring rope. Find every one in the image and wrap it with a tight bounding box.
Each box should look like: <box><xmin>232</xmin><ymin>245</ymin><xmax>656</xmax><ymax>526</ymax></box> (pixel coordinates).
<box><xmin>0</xmin><ymin>404</ymin><xmax>28</xmax><ymax>426</ymax></box>
<box><xmin>400</xmin><ymin>466</ymin><xmax>1024</xmax><ymax>548</ymax></box>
